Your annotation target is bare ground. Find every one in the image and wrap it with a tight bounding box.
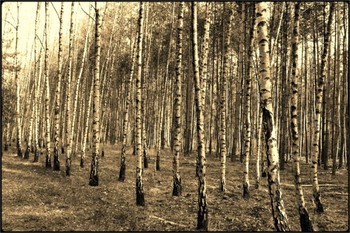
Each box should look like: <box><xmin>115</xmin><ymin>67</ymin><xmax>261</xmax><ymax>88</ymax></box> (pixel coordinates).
<box><xmin>1</xmin><ymin>144</ymin><xmax>348</xmax><ymax>231</ymax></box>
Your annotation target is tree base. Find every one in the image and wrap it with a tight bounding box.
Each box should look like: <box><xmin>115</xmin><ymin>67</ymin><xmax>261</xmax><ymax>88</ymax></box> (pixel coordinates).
<box><xmin>136</xmin><ymin>176</ymin><xmax>145</xmax><ymax>206</ymax></box>
<box><xmin>243</xmin><ymin>183</ymin><xmax>250</xmax><ymax>199</ymax></box>
<box><xmin>219</xmin><ymin>180</ymin><xmax>226</xmax><ymax>192</ymax></box>
<box><xmin>45</xmin><ymin>153</ymin><xmax>51</xmax><ymax>168</ymax></box>
<box><xmin>33</xmin><ymin>149</ymin><xmax>39</xmax><ymax>162</ymax></box>
<box><xmin>313</xmin><ymin>191</ymin><xmax>324</xmax><ymax>213</ymax></box>
<box><xmin>156</xmin><ymin>153</ymin><xmax>160</xmax><ymax>171</ymax></box>
<box><xmin>119</xmin><ymin>161</ymin><xmax>126</xmax><ymax>182</ymax></box>
<box><xmin>66</xmin><ymin>158</ymin><xmax>71</xmax><ymax>176</ymax></box>
<box><xmin>299</xmin><ymin>207</ymin><xmax>314</xmax><ymax>232</ymax></box>
<box><xmin>53</xmin><ymin>149</ymin><xmax>60</xmax><ymax>171</ymax></box>
<box><xmin>17</xmin><ymin>147</ymin><xmax>22</xmax><ymax>158</ymax></box>
<box><xmin>197</xmin><ymin>205</ymin><xmax>209</xmax><ymax>230</ymax></box>
<box><xmin>172</xmin><ymin>176</ymin><xmax>182</xmax><ymax>196</ymax></box>
<box><xmin>89</xmin><ymin>174</ymin><xmax>99</xmax><ymax>186</ymax></box>
<box><xmin>24</xmin><ymin>147</ymin><xmax>30</xmax><ymax>159</ymax></box>
<box><xmin>89</xmin><ymin>154</ymin><xmax>99</xmax><ymax>186</ymax></box>
<box><xmin>255</xmin><ymin>182</ymin><xmax>260</xmax><ymax>190</ymax></box>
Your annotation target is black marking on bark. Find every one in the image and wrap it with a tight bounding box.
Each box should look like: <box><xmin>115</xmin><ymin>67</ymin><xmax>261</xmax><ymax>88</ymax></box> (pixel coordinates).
<box><xmin>61</xmin><ymin>146</ymin><xmax>65</xmax><ymax>154</ymax></box>
<box><xmin>143</xmin><ymin>150</ymin><xmax>148</xmax><ymax>169</ymax></box>
<box><xmin>262</xmin><ymin>108</ymin><xmax>273</xmax><ymax>140</ymax></box>
<box><xmin>101</xmin><ymin>149</ymin><xmax>104</xmax><ymax>157</ymax></box>
<box><xmin>4</xmin><ymin>143</ymin><xmax>8</xmax><ymax>151</ymax></box>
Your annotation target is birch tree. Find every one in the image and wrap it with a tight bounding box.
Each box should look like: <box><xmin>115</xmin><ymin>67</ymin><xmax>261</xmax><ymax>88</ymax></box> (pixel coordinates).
<box><xmin>53</xmin><ymin>2</ymin><xmax>64</xmax><ymax>171</ymax></box>
<box><xmin>15</xmin><ymin>2</ymin><xmax>22</xmax><ymax>158</ymax></box>
<box><xmin>192</xmin><ymin>2</ymin><xmax>208</xmax><ymax>230</ymax></box>
<box><xmin>256</xmin><ymin>3</ymin><xmax>290</xmax><ymax>231</ymax></box>
<box><xmin>89</xmin><ymin>2</ymin><xmax>101</xmax><ymax>186</ymax></box>
<box><xmin>290</xmin><ymin>3</ymin><xmax>314</xmax><ymax>231</ymax></box>
<box><xmin>44</xmin><ymin>1</ymin><xmax>51</xmax><ymax>168</ymax></box>
<box><xmin>311</xmin><ymin>2</ymin><xmax>334</xmax><ymax>213</ymax></box>
<box><xmin>172</xmin><ymin>1</ymin><xmax>184</xmax><ymax>196</ymax></box>
<box><xmin>135</xmin><ymin>1</ymin><xmax>145</xmax><ymax>205</ymax></box>
<box><xmin>65</xmin><ymin>2</ymin><xmax>75</xmax><ymax>175</ymax></box>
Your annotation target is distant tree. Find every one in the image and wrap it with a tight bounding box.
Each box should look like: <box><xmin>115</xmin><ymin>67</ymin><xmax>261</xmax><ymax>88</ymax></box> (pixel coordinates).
<box><xmin>15</xmin><ymin>2</ymin><xmax>22</xmax><ymax>158</ymax></box>
<box><xmin>53</xmin><ymin>2</ymin><xmax>64</xmax><ymax>171</ymax></box>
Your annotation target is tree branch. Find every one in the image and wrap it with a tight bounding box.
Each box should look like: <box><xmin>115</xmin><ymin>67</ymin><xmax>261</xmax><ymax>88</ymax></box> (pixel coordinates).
<box><xmin>79</xmin><ymin>2</ymin><xmax>95</xmax><ymax>22</ymax></box>
<box><xmin>50</xmin><ymin>2</ymin><xmax>60</xmax><ymax>19</ymax></box>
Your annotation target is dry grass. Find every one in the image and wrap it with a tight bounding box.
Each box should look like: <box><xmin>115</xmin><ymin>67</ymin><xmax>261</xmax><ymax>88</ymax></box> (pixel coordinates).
<box><xmin>2</xmin><ymin>144</ymin><xmax>348</xmax><ymax>231</ymax></box>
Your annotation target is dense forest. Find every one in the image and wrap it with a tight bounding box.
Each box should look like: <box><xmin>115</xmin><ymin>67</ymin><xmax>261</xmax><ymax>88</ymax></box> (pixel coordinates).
<box><xmin>2</xmin><ymin>2</ymin><xmax>348</xmax><ymax>231</ymax></box>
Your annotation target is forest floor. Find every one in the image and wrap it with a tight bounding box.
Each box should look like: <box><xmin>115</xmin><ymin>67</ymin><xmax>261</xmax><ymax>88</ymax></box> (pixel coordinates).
<box><xmin>2</xmin><ymin>143</ymin><xmax>349</xmax><ymax>231</ymax></box>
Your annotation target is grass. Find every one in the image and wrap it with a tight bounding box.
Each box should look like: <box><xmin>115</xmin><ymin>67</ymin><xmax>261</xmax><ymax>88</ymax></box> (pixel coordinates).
<box><xmin>2</xmin><ymin>143</ymin><xmax>348</xmax><ymax>231</ymax></box>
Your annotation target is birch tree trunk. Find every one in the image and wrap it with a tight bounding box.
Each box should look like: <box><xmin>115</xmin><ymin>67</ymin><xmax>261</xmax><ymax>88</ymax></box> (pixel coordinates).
<box><xmin>15</xmin><ymin>2</ymin><xmax>22</xmax><ymax>158</ymax></box>
<box><xmin>44</xmin><ymin>2</ymin><xmax>52</xmax><ymax>168</ymax></box>
<box><xmin>290</xmin><ymin>3</ymin><xmax>314</xmax><ymax>231</ymax></box>
<box><xmin>65</xmin><ymin>2</ymin><xmax>75</xmax><ymax>176</ymax></box>
<box><xmin>89</xmin><ymin>3</ymin><xmax>101</xmax><ymax>186</ymax></box>
<box><xmin>256</xmin><ymin>3</ymin><xmax>290</xmax><ymax>231</ymax></box>
<box><xmin>70</xmin><ymin>13</ymin><xmax>91</xmax><ymax>162</ymax></box>
<box><xmin>119</xmin><ymin>35</ymin><xmax>137</xmax><ymax>181</ymax></box>
<box><xmin>311</xmin><ymin>2</ymin><xmax>334</xmax><ymax>213</ymax></box>
<box><xmin>192</xmin><ymin>2</ymin><xmax>208</xmax><ymax>230</ymax></box>
<box><xmin>33</xmin><ymin>19</ymin><xmax>43</xmax><ymax>163</ymax></box>
<box><xmin>81</xmin><ymin>71</ymin><xmax>93</xmax><ymax>168</ymax></box>
<box><xmin>53</xmin><ymin>2</ymin><xmax>64</xmax><ymax>171</ymax></box>
<box><xmin>243</xmin><ymin>3</ymin><xmax>255</xmax><ymax>198</ymax></box>
<box><xmin>219</xmin><ymin>2</ymin><xmax>233</xmax><ymax>193</ymax></box>
<box><xmin>135</xmin><ymin>1</ymin><xmax>145</xmax><ymax>206</ymax></box>
<box><xmin>172</xmin><ymin>1</ymin><xmax>184</xmax><ymax>197</ymax></box>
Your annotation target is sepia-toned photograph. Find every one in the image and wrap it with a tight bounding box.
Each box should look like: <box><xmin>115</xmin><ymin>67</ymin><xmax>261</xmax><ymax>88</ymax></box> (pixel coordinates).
<box><xmin>1</xmin><ymin>2</ymin><xmax>348</xmax><ymax>231</ymax></box>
